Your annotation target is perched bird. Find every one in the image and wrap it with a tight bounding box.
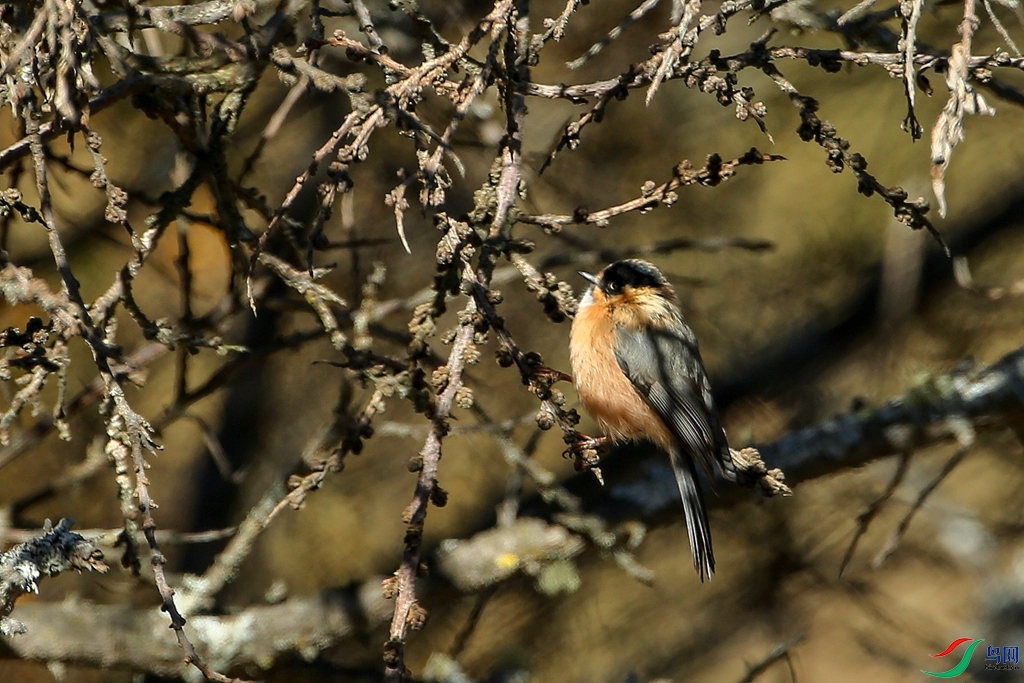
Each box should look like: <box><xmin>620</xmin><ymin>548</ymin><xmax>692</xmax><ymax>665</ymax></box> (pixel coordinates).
<box><xmin>569</xmin><ymin>259</ymin><xmax>735</xmax><ymax>580</ymax></box>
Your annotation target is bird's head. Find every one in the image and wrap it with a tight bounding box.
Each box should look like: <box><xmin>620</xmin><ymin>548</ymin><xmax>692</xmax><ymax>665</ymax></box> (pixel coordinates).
<box><xmin>579</xmin><ymin>259</ymin><xmax>676</xmax><ymax>309</ymax></box>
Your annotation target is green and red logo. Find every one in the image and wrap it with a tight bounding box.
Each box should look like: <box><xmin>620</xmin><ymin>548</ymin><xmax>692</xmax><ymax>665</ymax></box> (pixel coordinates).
<box><xmin>922</xmin><ymin>638</ymin><xmax>984</xmax><ymax>678</ymax></box>
<box><xmin>923</xmin><ymin>638</ymin><xmax>1021</xmax><ymax>677</ymax></box>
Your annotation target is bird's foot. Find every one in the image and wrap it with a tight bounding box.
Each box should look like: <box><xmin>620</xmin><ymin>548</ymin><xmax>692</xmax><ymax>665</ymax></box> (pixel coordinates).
<box><xmin>565</xmin><ymin>434</ymin><xmax>610</xmax><ymax>484</ymax></box>
<box><xmin>532</xmin><ymin>365</ymin><xmax>573</xmax><ymax>385</ymax></box>
<box><xmin>573</xmin><ymin>435</ymin><xmax>610</xmax><ymax>453</ymax></box>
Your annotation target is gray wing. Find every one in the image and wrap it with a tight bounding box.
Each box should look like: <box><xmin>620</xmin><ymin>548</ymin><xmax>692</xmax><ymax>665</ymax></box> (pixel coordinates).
<box><xmin>614</xmin><ymin>323</ymin><xmax>733</xmax><ymax>480</ymax></box>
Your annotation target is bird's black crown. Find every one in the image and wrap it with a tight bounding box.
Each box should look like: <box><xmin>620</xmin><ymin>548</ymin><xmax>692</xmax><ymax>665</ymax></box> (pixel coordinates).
<box><xmin>599</xmin><ymin>260</ymin><xmax>666</xmax><ymax>294</ymax></box>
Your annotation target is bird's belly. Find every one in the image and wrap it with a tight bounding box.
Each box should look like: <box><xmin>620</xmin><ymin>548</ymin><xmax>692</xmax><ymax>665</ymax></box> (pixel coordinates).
<box><xmin>570</xmin><ymin>309</ymin><xmax>674</xmax><ymax>449</ymax></box>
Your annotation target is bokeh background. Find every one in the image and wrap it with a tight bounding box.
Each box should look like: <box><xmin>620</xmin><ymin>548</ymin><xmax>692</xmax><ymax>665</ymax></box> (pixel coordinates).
<box><xmin>3</xmin><ymin>0</ymin><xmax>1024</xmax><ymax>681</ymax></box>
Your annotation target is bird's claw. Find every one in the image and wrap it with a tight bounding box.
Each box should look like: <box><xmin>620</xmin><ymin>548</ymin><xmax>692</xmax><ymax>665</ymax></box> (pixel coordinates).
<box><xmin>572</xmin><ymin>435</ymin><xmax>610</xmax><ymax>453</ymax></box>
<box><xmin>565</xmin><ymin>434</ymin><xmax>610</xmax><ymax>483</ymax></box>
<box><xmin>533</xmin><ymin>365</ymin><xmax>573</xmax><ymax>384</ymax></box>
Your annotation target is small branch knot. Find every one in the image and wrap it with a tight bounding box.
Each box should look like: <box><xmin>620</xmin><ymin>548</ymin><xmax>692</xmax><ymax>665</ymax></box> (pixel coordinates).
<box><xmin>730</xmin><ymin>447</ymin><xmax>792</xmax><ymax>497</ymax></box>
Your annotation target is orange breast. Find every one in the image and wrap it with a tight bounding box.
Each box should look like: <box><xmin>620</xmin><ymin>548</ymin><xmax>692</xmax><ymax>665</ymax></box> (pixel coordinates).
<box><xmin>569</xmin><ymin>302</ymin><xmax>675</xmax><ymax>450</ymax></box>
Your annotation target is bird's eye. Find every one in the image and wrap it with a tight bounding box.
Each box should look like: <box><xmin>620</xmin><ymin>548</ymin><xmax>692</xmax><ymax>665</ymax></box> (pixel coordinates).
<box><xmin>606</xmin><ymin>281</ymin><xmax>619</xmax><ymax>293</ymax></box>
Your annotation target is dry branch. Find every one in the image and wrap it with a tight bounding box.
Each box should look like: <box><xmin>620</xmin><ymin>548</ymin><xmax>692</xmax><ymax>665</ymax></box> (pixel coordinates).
<box><xmin>931</xmin><ymin>0</ymin><xmax>995</xmax><ymax>217</ymax></box>
<box><xmin>1</xmin><ymin>589</ymin><xmax>389</xmax><ymax>677</ymax></box>
<box><xmin>0</xmin><ymin>519</ymin><xmax>107</xmax><ymax>637</ymax></box>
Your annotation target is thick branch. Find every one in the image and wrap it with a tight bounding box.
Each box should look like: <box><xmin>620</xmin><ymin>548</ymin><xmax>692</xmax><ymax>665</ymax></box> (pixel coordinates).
<box><xmin>585</xmin><ymin>344</ymin><xmax>1024</xmax><ymax>522</ymax></box>
<box><xmin>0</xmin><ymin>589</ymin><xmax>387</xmax><ymax>677</ymax></box>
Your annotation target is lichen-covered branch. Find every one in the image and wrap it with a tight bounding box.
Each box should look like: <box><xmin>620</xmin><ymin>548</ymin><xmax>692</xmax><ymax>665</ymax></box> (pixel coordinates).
<box><xmin>0</xmin><ymin>519</ymin><xmax>107</xmax><ymax>637</ymax></box>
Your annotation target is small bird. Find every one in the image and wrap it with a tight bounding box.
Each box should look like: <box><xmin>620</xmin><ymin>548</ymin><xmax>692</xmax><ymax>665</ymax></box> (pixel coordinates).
<box><xmin>569</xmin><ymin>259</ymin><xmax>735</xmax><ymax>580</ymax></box>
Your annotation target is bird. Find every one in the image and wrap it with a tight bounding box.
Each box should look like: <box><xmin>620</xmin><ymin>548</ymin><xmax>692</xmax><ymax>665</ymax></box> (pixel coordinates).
<box><xmin>569</xmin><ymin>259</ymin><xmax>735</xmax><ymax>580</ymax></box>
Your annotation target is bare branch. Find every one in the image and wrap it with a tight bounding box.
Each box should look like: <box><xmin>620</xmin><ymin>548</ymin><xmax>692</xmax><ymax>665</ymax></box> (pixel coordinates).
<box><xmin>520</xmin><ymin>149</ymin><xmax>783</xmax><ymax>231</ymax></box>
<box><xmin>899</xmin><ymin>0</ymin><xmax>924</xmax><ymax>139</ymax></box>
<box><xmin>931</xmin><ymin>0</ymin><xmax>994</xmax><ymax>217</ymax></box>
<box><xmin>0</xmin><ymin>519</ymin><xmax>107</xmax><ymax>637</ymax></box>
<box><xmin>566</xmin><ymin>0</ymin><xmax>662</xmax><ymax>70</ymax></box>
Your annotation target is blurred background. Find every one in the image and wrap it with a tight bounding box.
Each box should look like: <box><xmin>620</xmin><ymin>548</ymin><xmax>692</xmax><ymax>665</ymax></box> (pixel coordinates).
<box><xmin>2</xmin><ymin>0</ymin><xmax>1024</xmax><ymax>680</ymax></box>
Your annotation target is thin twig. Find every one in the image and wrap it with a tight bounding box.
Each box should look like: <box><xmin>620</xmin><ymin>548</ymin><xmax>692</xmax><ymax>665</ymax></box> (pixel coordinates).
<box><xmin>838</xmin><ymin>453</ymin><xmax>911</xmax><ymax>578</ymax></box>
<box><xmin>873</xmin><ymin>442</ymin><xmax>971</xmax><ymax>567</ymax></box>
<box><xmin>567</xmin><ymin>0</ymin><xmax>662</xmax><ymax>70</ymax></box>
<box><xmin>520</xmin><ymin>149</ymin><xmax>783</xmax><ymax>230</ymax></box>
<box><xmin>731</xmin><ymin>634</ymin><xmax>805</xmax><ymax>683</ymax></box>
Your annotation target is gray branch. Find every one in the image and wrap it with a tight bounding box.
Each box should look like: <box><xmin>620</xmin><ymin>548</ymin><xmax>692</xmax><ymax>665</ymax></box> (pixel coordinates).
<box><xmin>586</xmin><ymin>344</ymin><xmax>1024</xmax><ymax>523</ymax></box>
<box><xmin>1</xmin><ymin>588</ymin><xmax>390</xmax><ymax>677</ymax></box>
<box><xmin>0</xmin><ymin>519</ymin><xmax>107</xmax><ymax>637</ymax></box>
<box><xmin>760</xmin><ymin>346</ymin><xmax>1024</xmax><ymax>483</ymax></box>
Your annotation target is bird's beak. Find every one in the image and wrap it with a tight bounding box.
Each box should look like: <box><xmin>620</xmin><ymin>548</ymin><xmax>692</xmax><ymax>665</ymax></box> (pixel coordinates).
<box><xmin>578</xmin><ymin>271</ymin><xmax>600</xmax><ymax>287</ymax></box>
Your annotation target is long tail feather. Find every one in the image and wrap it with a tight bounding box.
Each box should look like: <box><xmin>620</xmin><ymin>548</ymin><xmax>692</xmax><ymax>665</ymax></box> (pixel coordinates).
<box><xmin>669</xmin><ymin>448</ymin><xmax>715</xmax><ymax>581</ymax></box>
